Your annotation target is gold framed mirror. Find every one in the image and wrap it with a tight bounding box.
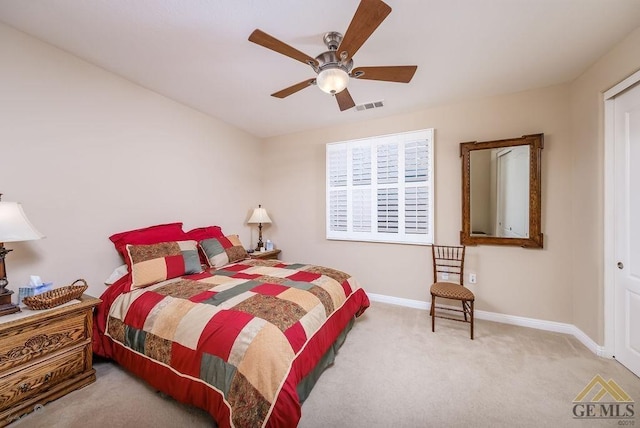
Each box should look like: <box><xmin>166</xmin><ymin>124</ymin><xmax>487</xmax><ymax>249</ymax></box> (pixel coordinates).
<box><xmin>460</xmin><ymin>134</ymin><xmax>543</xmax><ymax>248</ymax></box>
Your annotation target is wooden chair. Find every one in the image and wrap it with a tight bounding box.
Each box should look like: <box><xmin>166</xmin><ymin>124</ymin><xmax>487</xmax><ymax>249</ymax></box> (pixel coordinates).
<box><xmin>430</xmin><ymin>245</ymin><xmax>475</xmax><ymax>339</ymax></box>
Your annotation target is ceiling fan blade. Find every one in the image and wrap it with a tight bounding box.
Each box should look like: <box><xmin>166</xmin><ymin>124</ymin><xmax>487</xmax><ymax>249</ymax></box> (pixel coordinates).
<box><xmin>351</xmin><ymin>65</ymin><xmax>418</xmax><ymax>83</ymax></box>
<box><xmin>335</xmin><ymin>89</ymin><xmax>356</xmax><ymax>111</ymax></box>
<box><xmin>338</xmin><ymin>0</ymin><xmax>392</xmax><ymax>61</ymax></box>
<box><xmin>249</xmin><ymin>29</ymin><xmax>318</xmax><ymax>67</ymax></box>
<box><xmin>271</xmin><ymin>78</ymin><xmax>316</xmax><ymax>98</ymax></box>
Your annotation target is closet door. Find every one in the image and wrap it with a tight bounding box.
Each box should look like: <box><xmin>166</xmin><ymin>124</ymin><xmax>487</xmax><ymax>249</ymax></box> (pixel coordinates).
<box><xmin>614</xmin><ymin>81</ymin><xmax>640</xmax><ymax>377</ymax></box>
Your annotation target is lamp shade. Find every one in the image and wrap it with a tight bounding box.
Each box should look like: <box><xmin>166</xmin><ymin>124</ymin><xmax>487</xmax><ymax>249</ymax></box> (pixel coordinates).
<box><xmin>316</xmin><ymin>67</ymin><xmax>349</xmax><ymax>94</ymax></box>
<box><xmin>0</xmin><ymin>202</ymin><xmax>44</xmax><ymax>243</ymax></box>
<box><xmin>247</xmin><ymin>206</ymin><xmax>272</xmax><ymax>224</ymax></box>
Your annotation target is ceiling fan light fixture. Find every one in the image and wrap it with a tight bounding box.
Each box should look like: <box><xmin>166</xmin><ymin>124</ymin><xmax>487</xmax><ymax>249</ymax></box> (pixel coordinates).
<box><xmin>316</xmin><ymin>66</ymin><xmax>349</xmax><ymax>94</ymax></box>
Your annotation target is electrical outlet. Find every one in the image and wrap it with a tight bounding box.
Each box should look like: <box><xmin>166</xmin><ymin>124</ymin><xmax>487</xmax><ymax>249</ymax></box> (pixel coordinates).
<box><xmin>469</xmin><ymin>273</ymin><xmax>477</xmax><ymax>284</ymax></box>
<box><xmin>441</xmin><ymin>272</ymin><xmax>449</xmax><ymax>280</ymax></box>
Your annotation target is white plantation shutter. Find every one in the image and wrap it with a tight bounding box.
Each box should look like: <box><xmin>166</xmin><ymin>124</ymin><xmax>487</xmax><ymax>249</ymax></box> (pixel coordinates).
<box><xmin>405</xmin><ymin>141</ymin><xmax>428</xmax><ymax>182</ymax></box>
<box><xmin>377</xmin><ymin>143</ymin><xmax>399</xmax><ymax>184</ymax></box>
<box><xmin>377</xmin><ymin>188</ymin><xmax>399</xmax><ymax>233</ymax></box>
<box><xmin>352</xmin><ymin>146</ymin><xmax>371</xmax><ymax>185</ymax></box>
<box><xmin>352</xmin><ymin>188</ymin><xmax>371</xmax><ymax>232</ymax></box>
<box><xmin>352</xmin><ymin>145</ymin><xmax>372</xmax><ymax>232</ymax></box>
<box><xmin>404</xmin><ymin>140</ymin><xmax>430</xmax><ymax>236</ymax></box>
<box><xmin>328</xmin><ymin>146</ymin><xmax>347</xmax><ymax>186</ymax></box>
<box><xmin>326</xmin><ymin>129</ymin><xmax>433</xmax><ymax>245</ymax></box>
<box><xmin>328</xmin><ymin>190</ymin><xmax>347</xmax><ymax>232</ymax></box>
<box><xmin>405</xmin><ymin>186</ymin><xmax>429</xmax><ymax>234</ymax></box>
<box><xmin>327</xmin><ymin>144</ymin><xmax>348</xmax><ymax>233</ymax></box>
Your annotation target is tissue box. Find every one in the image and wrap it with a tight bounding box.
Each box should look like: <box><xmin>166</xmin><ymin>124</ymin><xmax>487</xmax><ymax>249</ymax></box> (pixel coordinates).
<box><xmin>18</xmin><ymin>283</ymin><xmax>53</xmax><ymax>304</ymax></box>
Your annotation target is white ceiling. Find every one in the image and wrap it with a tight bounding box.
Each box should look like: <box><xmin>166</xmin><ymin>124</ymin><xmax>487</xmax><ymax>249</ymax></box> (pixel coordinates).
<box><xmin>1</xmin><ymin>0</ymin><xmax>640</xmax><ymax>138</ymax></box>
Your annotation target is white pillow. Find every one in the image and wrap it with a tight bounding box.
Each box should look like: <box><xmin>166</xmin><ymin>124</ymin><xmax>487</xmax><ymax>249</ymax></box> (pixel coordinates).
<box><xmin>104</xmin><ymin>264</ymin><xmax>128</xmax><ymax>285</ymax></box>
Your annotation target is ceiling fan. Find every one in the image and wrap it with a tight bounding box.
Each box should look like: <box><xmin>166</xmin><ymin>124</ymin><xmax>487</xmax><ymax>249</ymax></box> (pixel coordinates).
<box><xmin>248</xmin><ymin>0</ymin><xmax>417</xmax><ymax>111</ymax></box>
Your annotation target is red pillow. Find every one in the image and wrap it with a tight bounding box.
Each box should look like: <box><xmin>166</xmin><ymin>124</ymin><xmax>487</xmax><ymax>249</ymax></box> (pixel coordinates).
<box><xmin>184</xmin><ymin>226</ymin><xmax>224</xmax><ymax>241</ymax></box>
<box><xmin>109</xmin><ymin>222</ymin><xmax>186</xmax><ymax>256</ymax></box>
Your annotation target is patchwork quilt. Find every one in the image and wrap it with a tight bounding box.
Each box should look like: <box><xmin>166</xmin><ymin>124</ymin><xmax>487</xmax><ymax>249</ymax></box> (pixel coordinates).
<box><xmin>100</xmin><ymin>258</ymin><xmax>369</xmax><ymax>428</ymax></box>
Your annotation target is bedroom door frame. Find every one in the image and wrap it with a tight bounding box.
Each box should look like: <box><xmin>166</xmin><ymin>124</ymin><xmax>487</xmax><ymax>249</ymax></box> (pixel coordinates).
<box><xmin>603</xmin><ymin>68</ymin><xmax>640</xmax><ymax>360</ymax></box>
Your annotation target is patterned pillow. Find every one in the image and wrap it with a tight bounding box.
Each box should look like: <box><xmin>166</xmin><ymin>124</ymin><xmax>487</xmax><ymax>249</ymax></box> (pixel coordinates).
<box><xmin>125</xmin><ymin>240</ymin><xmax>203</xmax><ymax>290</ymax></box>
<box><xmin>199</xmin><ymin>235</ymin><xmax>248</xmax><ymax>268</ymax></box>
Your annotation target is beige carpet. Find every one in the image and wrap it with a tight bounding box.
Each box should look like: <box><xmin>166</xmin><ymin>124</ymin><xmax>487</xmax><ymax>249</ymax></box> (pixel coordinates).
<box><xmin>11</xmin><ymin>302</ymin><xmax>640</xmax><ymax>427</ymax></box>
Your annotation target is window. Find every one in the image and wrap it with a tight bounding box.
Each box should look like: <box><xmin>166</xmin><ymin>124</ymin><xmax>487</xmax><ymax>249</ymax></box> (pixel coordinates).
<box><xmin>326</xmin><ymin>129</ymin><xmax>434</xmax><ymax>245</ymax></box>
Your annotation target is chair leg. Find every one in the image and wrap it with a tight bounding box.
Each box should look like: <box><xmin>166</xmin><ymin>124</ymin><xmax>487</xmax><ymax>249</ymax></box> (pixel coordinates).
<box><xmin>470</xmin><ymin>300</ymin><xmax>474</xmax><ymax>340</ymax></box>
<box><xmin>430</xmin><ymin>294</ymin><xmax>435</xmax><ymax>332</ymax></box>
<box><xmin>462</xmin><ymin>301</ymin><xmax>468</xmax><ymax>321</ymax></box>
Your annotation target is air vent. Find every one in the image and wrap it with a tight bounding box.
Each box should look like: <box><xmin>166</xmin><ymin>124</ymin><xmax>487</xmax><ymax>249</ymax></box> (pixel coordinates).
<box><xmin>355</xmin><ymin>100</ymin><xmax>384</xmax><ymax>111</ymax></box>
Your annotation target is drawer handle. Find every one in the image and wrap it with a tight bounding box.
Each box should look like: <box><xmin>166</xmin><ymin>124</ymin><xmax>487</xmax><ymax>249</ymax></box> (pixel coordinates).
<box><xmin>19</xmin><ymin>383</ymin><xmax>30</xmax><ymax>393</ymax></box>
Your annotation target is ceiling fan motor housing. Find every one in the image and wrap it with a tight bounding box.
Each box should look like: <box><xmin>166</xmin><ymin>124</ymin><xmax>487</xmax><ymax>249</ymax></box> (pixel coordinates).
<box><xmin>315</xmin><ymin>33</ymin><xmax>354</xmax><ymax>94</ymax></box>
<box><xmin>315</xmin><ymin>31</ymin><xmax>354</xmax><ymax>76</ymax></box>
<box><xmin>315</xmin><ymin>51</ymin><xmax>354</xmax><ymax>73</ymax></box>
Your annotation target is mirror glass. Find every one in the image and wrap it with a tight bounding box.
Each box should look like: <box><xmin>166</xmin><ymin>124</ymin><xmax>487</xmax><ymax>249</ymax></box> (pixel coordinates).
<box><xmin>460</xmin><ymin>134</ymin><xmax>543</xmax><ymax>248</ymax></box>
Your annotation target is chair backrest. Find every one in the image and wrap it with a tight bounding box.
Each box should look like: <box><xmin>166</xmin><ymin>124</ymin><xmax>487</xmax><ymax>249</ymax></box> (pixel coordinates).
<box><xmin>432</xmin><ymin>245</ymin><xmax>465</xmax><ymax>285</ymax></box>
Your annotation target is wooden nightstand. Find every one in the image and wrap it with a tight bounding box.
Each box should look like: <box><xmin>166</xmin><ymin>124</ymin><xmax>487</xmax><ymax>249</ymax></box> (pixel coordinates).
<box><xmin>250</xmin><ymin>249</ymin><xmax>281</xmax><ymax>260</ymax></box>
<box><xmin>0</xmin><ymin>294</ymin><xmax>101</xmax><ymax>426</ymax></box>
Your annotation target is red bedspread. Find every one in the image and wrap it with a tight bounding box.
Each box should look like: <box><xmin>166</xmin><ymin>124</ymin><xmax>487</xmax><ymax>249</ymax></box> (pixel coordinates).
<box><xmin>93</xmin><ymin>259</ymin><xmax>369</xmax><ymax>427</ymax></box>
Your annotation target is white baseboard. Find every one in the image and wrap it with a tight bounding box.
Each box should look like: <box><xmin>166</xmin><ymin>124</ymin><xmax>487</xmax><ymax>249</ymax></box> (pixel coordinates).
<box><xmin>368</xmin><ymin>293</ymin><xmax>430</xmax><ymax>310</ymax></box>
<box><xmin>367</xmin><ymin>293</ymin><xmax>607</xmax><ymax>357</ymax></box>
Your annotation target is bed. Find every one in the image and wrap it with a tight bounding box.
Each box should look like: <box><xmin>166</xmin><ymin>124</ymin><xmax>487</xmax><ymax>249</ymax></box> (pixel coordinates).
<box><xmin>92</xmin><ymin>223</ymin><xmax>369</xmax><ymax>428</ymax></box>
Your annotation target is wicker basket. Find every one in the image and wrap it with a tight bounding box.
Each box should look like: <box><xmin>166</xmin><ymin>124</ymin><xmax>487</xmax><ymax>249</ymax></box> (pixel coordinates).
<box><xmin>22</xmin><ymin>279</ymin><xmax>88</xmax><ymax>310</ymax></box>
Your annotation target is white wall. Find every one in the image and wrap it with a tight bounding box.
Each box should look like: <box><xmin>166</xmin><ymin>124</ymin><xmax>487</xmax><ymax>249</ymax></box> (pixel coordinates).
<box><xmin>569</xmin><ymin>26</ymin><xmax>640</xmax><ymax>343</ymax></box>
<box><xmin>263</xmin><ymin>85</ymin><xmax>574</xmax><ymax>324</ymax></box>
<box><xmin>0</xmin><ymin>24</ymin><xmax>263</xmax><ymax>298</ymax></box>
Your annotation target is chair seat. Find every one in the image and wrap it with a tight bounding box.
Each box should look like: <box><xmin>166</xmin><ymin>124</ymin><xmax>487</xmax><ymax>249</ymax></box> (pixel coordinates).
<box><xmin>430</xmin><ymin>282</ymin><xmax>475</xmax><ymax>301</ymax></box>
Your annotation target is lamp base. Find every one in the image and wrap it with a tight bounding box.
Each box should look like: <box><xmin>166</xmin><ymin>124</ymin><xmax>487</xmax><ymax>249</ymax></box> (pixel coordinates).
<box><xmin>0</xmin><ymin>290</ymin><xmax>20</xmax><ymax>316</ymax></box>
<box><xmin>254</xmin><ymin>222</ymin><xmax>264</xmax><ymax>252</ymax></box>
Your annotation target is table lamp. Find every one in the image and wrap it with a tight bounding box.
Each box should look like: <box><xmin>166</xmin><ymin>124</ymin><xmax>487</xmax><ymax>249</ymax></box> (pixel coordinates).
<box><xmin>0</xmin><ymin>194</ymin><xmax>44</xmax><ymax>316</ymax></box>
<box><xmin>247</xmin><ymin>204</ymin><xmax>272</xmax><ymax>251</ymax></box>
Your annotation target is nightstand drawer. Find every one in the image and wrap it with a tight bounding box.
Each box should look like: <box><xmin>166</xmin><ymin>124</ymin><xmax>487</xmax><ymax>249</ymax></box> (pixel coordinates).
<box><xmin>0</xmin><ymin>296</ymin><xmax>100</xmax><ymax>426</ymax></box>
<box><xmin>0</xmin><ymin>311</ymin><xmax>88</xmax><ymax>373</ymax></box>
<box><xmin>0</xmin><ymin>345</ymin><xmax>88</xmax><ymax>411</ymax></box>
